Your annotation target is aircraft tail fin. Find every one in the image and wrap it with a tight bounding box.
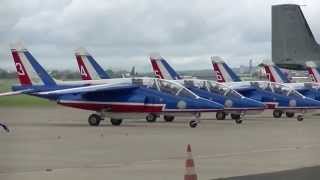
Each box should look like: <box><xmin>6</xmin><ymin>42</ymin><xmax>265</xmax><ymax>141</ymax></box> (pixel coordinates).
<box><xmin>130</xmin><ymin>66</ymin><xmax>136</xmax><ymax>77</ymax></box>
<box><xmin>75</xmin><ymin>48</ymin><xmax>110</xmax><ymax>80</ymax></box>
<box><xmin>211</xmin><ymin>56</ymin><xmax>241</xmax><ymax>82</ymax></box>
<box><xmin>149</xmin><ymin>54</ymin><xmax>181</xmax><ymax>80</ymax></box>
<box><xmin>272</xmin><ymin>4</ymin><xmax>320</xmax><ymax>70</ymax></box>
<box><xmin>306</xmin><ymin>61</ymin><xmax>320</xmax><ymax>82</ymax></box>
<box><xmin>261</xmin><ymin>62</ymin><xmax>290</xmax><ymax>83</ymax></box>
<box><xmin>10</xmin><ymin>43</ymin><xmax>56</xmax><ymax>86</ymax></box>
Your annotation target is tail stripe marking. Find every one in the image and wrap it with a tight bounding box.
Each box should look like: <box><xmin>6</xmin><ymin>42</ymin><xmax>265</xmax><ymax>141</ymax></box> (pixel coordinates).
<box><xmin>12</xmin><ymin>50</ymin><xmax>32</xmax><ymax>85</ymax></box>
<box><xmin>76</xmin><ymin>55</ymin><xmax>93</xmax><ymax>80</ymax></box>
<box><xmin>151</xmin><ymin>59</ymin><xmax>164</xmax><ymax>79</ymax></box>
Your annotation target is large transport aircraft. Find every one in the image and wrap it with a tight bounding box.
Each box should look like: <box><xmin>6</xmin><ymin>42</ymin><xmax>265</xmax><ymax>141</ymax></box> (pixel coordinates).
<box><xmin>272</xmin><ymin>4</ymin><xmax>320</xmax><ymax>70</ymax></box>
<box><xmin>211</xmin><ymin>59</ymin><xmax>320</xmax><ymax>121</ymax></box>
<box><xmin>149</xmin><ymin>55</ymin><xmax>266</xmax><ymax>124</ymax></box>
<box><xmin>0</xmin><ymin>45</ymin><xmax>225</xmax><ymax>128</ymax></box>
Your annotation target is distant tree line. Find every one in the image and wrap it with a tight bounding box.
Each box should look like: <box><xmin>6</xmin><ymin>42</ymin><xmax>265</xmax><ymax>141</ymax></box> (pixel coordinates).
<box><xmin>0</xmin><ymin>68</ymin><xmax>130</xmax><ymax>80</ymax></box>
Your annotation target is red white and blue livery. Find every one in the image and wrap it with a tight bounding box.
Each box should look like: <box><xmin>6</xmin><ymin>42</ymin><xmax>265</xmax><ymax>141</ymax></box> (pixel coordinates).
<box><xmin>212</xmin><ymin>58</ymin><xmax>320</xmax><ymax>121</ymax></box>
<box><xmin>150</xmin><ymin>55</ymin><xmax>266</xmax><ymax>123</ymax></box>
<box><xmin>0</xmin><ymin>45</ymin><xmax>224</xmax><ymax>128</ymax></box>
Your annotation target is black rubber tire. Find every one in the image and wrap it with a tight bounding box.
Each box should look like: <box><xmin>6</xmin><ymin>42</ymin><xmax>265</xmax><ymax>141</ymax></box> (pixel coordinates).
<box><xmin>164</xmin><ymin>115</ymin><xmax>175</xmax><ymax>122</ymax></box>
<box><xmin>146</xmin><ymin>114</ymin><xmax>157</xmax><ymax>122</ymax></box>
<box><xmin>285</xmin><ymin>112</ymin><xmax>295</xmax><ymax>118</ymax></box>
<box><xmin>189</xmin><ymin>120</ymin><xmax>198</xmax><ymax>128</ymax></box>
<box><xmin>231</xmin><ymin>114</ymin><xmax>241</xmax><ymax>120</ymax></box>
<box><xmin>235</xmin><ymin>119</ymin><xmax>243</xmax><ymax>124</ymax></box>
<box><xmin>110</xmin><ymin>118</ymin><xmax>123</xmax><ymax>126</ymax></box>
<box><xmin>297</xmin><ymin>115</ymin><xmax>304</xmax><ymax>121</ymax></box>
<box><xmin>88</xmin><ymin>114</ymin><xmax>101</xmax><ymax>126</ymax></box>
<box><xmin>273</xmin><ymin>110</ymin><xmax>283</xmax><ymax>118</ymax></box>
<box><xmin>216</xmin><ymin>112</ymin><xmax>226</xmax><ymax>120</ymax></box>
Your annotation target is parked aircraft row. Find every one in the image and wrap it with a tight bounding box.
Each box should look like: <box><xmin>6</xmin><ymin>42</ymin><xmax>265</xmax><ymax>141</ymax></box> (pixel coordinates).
<box><xmin>2</xmin><ymin>44</ymin><xmax>320</xmax><ymax>128</ymax></box>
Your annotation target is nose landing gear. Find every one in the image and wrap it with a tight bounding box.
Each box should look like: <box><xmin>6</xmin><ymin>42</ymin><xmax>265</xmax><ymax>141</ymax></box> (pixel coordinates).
<box><xmin>189</xmin><ymin>113</ymin><xmax>201</xmax><ymax>128</ymax></box>
<box><xmin>297</xmin><ymin>114</ymin><xmax>304</xmax><ymax>121</ymax></box>
<box><xmin>231</xmin><ymin>114</ymin><xmax>243</xmax><ymax>124</ymax></box>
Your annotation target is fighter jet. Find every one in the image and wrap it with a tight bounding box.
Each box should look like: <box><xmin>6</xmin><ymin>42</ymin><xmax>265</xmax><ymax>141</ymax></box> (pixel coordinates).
<box><xmin>272</xmin><ymin>4</ymin><xmax>320</xmax><ymax>70</ymax></box>
<box><xmin>149</xmin><ymin>55</ymin><xmax>266</xmax><ymax>124</ymax></box>
<box><xmin>0</xmin><ymin>45</ymin><xmax>224</xmax><ymax>128</ymax></box>
<box><xmin>212</xmin><ymin>58</ymin><xmax>320</xmax><ymax>121</ymax></box>
<box><xmin>74</xmin><ymin>50</ymin><xmax>265</xmax><ymax>123</ymax></box>
<box><xmin>261</xmin><ymin>62</ymin><xmax>320</xmax><ymax>103</ymax></box>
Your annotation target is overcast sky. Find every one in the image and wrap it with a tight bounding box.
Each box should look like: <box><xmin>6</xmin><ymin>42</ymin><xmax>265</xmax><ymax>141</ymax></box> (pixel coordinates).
<box><xmin>0</xmin><ymin>0</ymin><xmax>319</xmax><ymax>72</ymax></box>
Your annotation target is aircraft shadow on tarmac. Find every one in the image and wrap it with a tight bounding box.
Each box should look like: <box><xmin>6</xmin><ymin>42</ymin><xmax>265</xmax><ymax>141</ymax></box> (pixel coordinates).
<box><xmin>9</xmin><ymin>118</ymin><xmax>274</xmax><ymax>128</ymax></box>
<box><xmin>212</xmin><ymin>165</ymin><xmax>320</xmax><ymax>180</ymax></box>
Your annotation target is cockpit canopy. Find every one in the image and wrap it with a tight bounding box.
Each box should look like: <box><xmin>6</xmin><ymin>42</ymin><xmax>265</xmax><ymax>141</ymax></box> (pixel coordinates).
<box><xmin>132</xmin><ymin>78</ymin><xmax>198</xmax><ymax>99</ymax></box>
<box><xmin>181</xmin><ymin>79</ymin><xmax>242</xmax><ymax>98</ymax></box>
<box><xmin>295</xmin><ymin>82</ymin><xmax>320</xmax><ymax>90</ymax></box>
<box><xmin>250</xmin><ymin>81</ymin><xmax>303</xmax><ymax>98</ymax></box>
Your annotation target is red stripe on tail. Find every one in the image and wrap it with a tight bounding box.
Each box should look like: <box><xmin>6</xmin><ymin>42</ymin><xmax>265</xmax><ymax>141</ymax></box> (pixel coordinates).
<box><xmin>11</xmin><ymin>50</ymin><xmax>32</xmax><ymax>85</ymax></box>
<box><xmin>76</xmin><ymin>55</ymin><xmax>92</xmax><ymax>80</ymax></box>
<box><xmin>150</xmin><ymin>59</ymin><xmax>164</xmax><ymax>79</ymax></box>
<box><xmin>263</xmin><ymin>66</ymin><xmax>276</xmax><ymax>82</ymax></box>
<box><xmin>307</xmin><ymin>67</ymin><xmax>318</xmax><ymax>82</ymax></box>
<box><xmin>212</xmin><ymin>63</ymin><xmax>225</xmax><ymax>82</ymax></box>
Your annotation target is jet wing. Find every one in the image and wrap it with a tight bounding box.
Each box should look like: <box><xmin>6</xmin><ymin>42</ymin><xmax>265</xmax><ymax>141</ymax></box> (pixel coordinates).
<box><xmin>0</xmin><ymin>89</ymin><xmax>34</xmax><ymax>97</ymax></box>
<box><xmin>38</xmin><ymin>83</ymin><xmax>137</xmax><ymax>95</ymax></box>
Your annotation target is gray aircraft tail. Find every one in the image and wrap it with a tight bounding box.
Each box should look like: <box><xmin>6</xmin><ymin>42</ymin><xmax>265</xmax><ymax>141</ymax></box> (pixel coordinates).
<box><xmin>272</xmin><ymin>4</ymin><xmax>320</xmax><ymax>70</ymax></box>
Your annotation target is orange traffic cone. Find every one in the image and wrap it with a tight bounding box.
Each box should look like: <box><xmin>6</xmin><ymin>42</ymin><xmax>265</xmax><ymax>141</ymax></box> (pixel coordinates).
<box><xmin>184</xmin><ymin>144</ymin><xmax>198</xmax><ymax>180</ymax></box>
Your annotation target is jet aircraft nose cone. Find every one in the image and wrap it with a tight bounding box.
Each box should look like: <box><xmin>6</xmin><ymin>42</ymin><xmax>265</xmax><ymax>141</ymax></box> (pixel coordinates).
<box><xmin>303</xmin><ymin>97</ymin><xmax>320</xmax><ymax>108</ymax></box>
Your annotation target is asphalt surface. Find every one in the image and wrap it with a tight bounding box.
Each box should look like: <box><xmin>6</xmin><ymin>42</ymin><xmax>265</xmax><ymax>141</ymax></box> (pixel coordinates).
<box><xmin>0</xmin><ymin>106</ymin><xmax>320</xmax><ymax>180</ymax></box>
<box><xmin>213</xmin><ymin>165</ymin><xmax>320</xmax><ymax>180</ymax></box>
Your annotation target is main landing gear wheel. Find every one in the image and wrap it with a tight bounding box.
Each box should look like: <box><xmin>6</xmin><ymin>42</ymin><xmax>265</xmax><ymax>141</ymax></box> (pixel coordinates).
<box><xmin>297</xmin><ymin>115</ymin><xmax>304</xmax><ymax>121</ymax></box>
<box><xmin>88</xmin><ymin>114</ymin><xmax>102</xmax><ymax>126</ymax></box>
<box><xmin>146</xmin><ymin>114</ymin><xmax>157</xmax><ymax>122</ymax></box>
<box><xmin>273</xmin><ymin>110</ymin><xmax>283</xmax><ymax>118</ymax></box>
<box><xmin>189</xmin><ymin>120</ymin><xmax>198</xmax><ymax>128</ymax></box>
<box><xmin>285</xmin><ymin>112</ymin><xmax>295</xmax><ymax>118</ymax></box>
<box><xmin>110</xmin><ymin>118</ymin><xmax>123</xmax><ymax>126</ymax></box>
<box><xmin>164</xmin><ymin>115</ymin><xmax>175</xmax><ymax>122</ymax></box>
<box><xmin>216</xmin><ymin>112</ymin><xmax>226</xmax><ymax>120</ymax></box>
<box><xmin>231</xmin><ymin>114</ymin><xmax>242</xmax><ymax>124</ymax></box>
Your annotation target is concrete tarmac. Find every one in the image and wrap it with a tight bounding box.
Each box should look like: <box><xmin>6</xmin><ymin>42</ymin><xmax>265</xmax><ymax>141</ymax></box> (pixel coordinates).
<box><xmin>0</xmin><ymin>106</ymin><xmax>320</xmax><ymax>180</ymax></box>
